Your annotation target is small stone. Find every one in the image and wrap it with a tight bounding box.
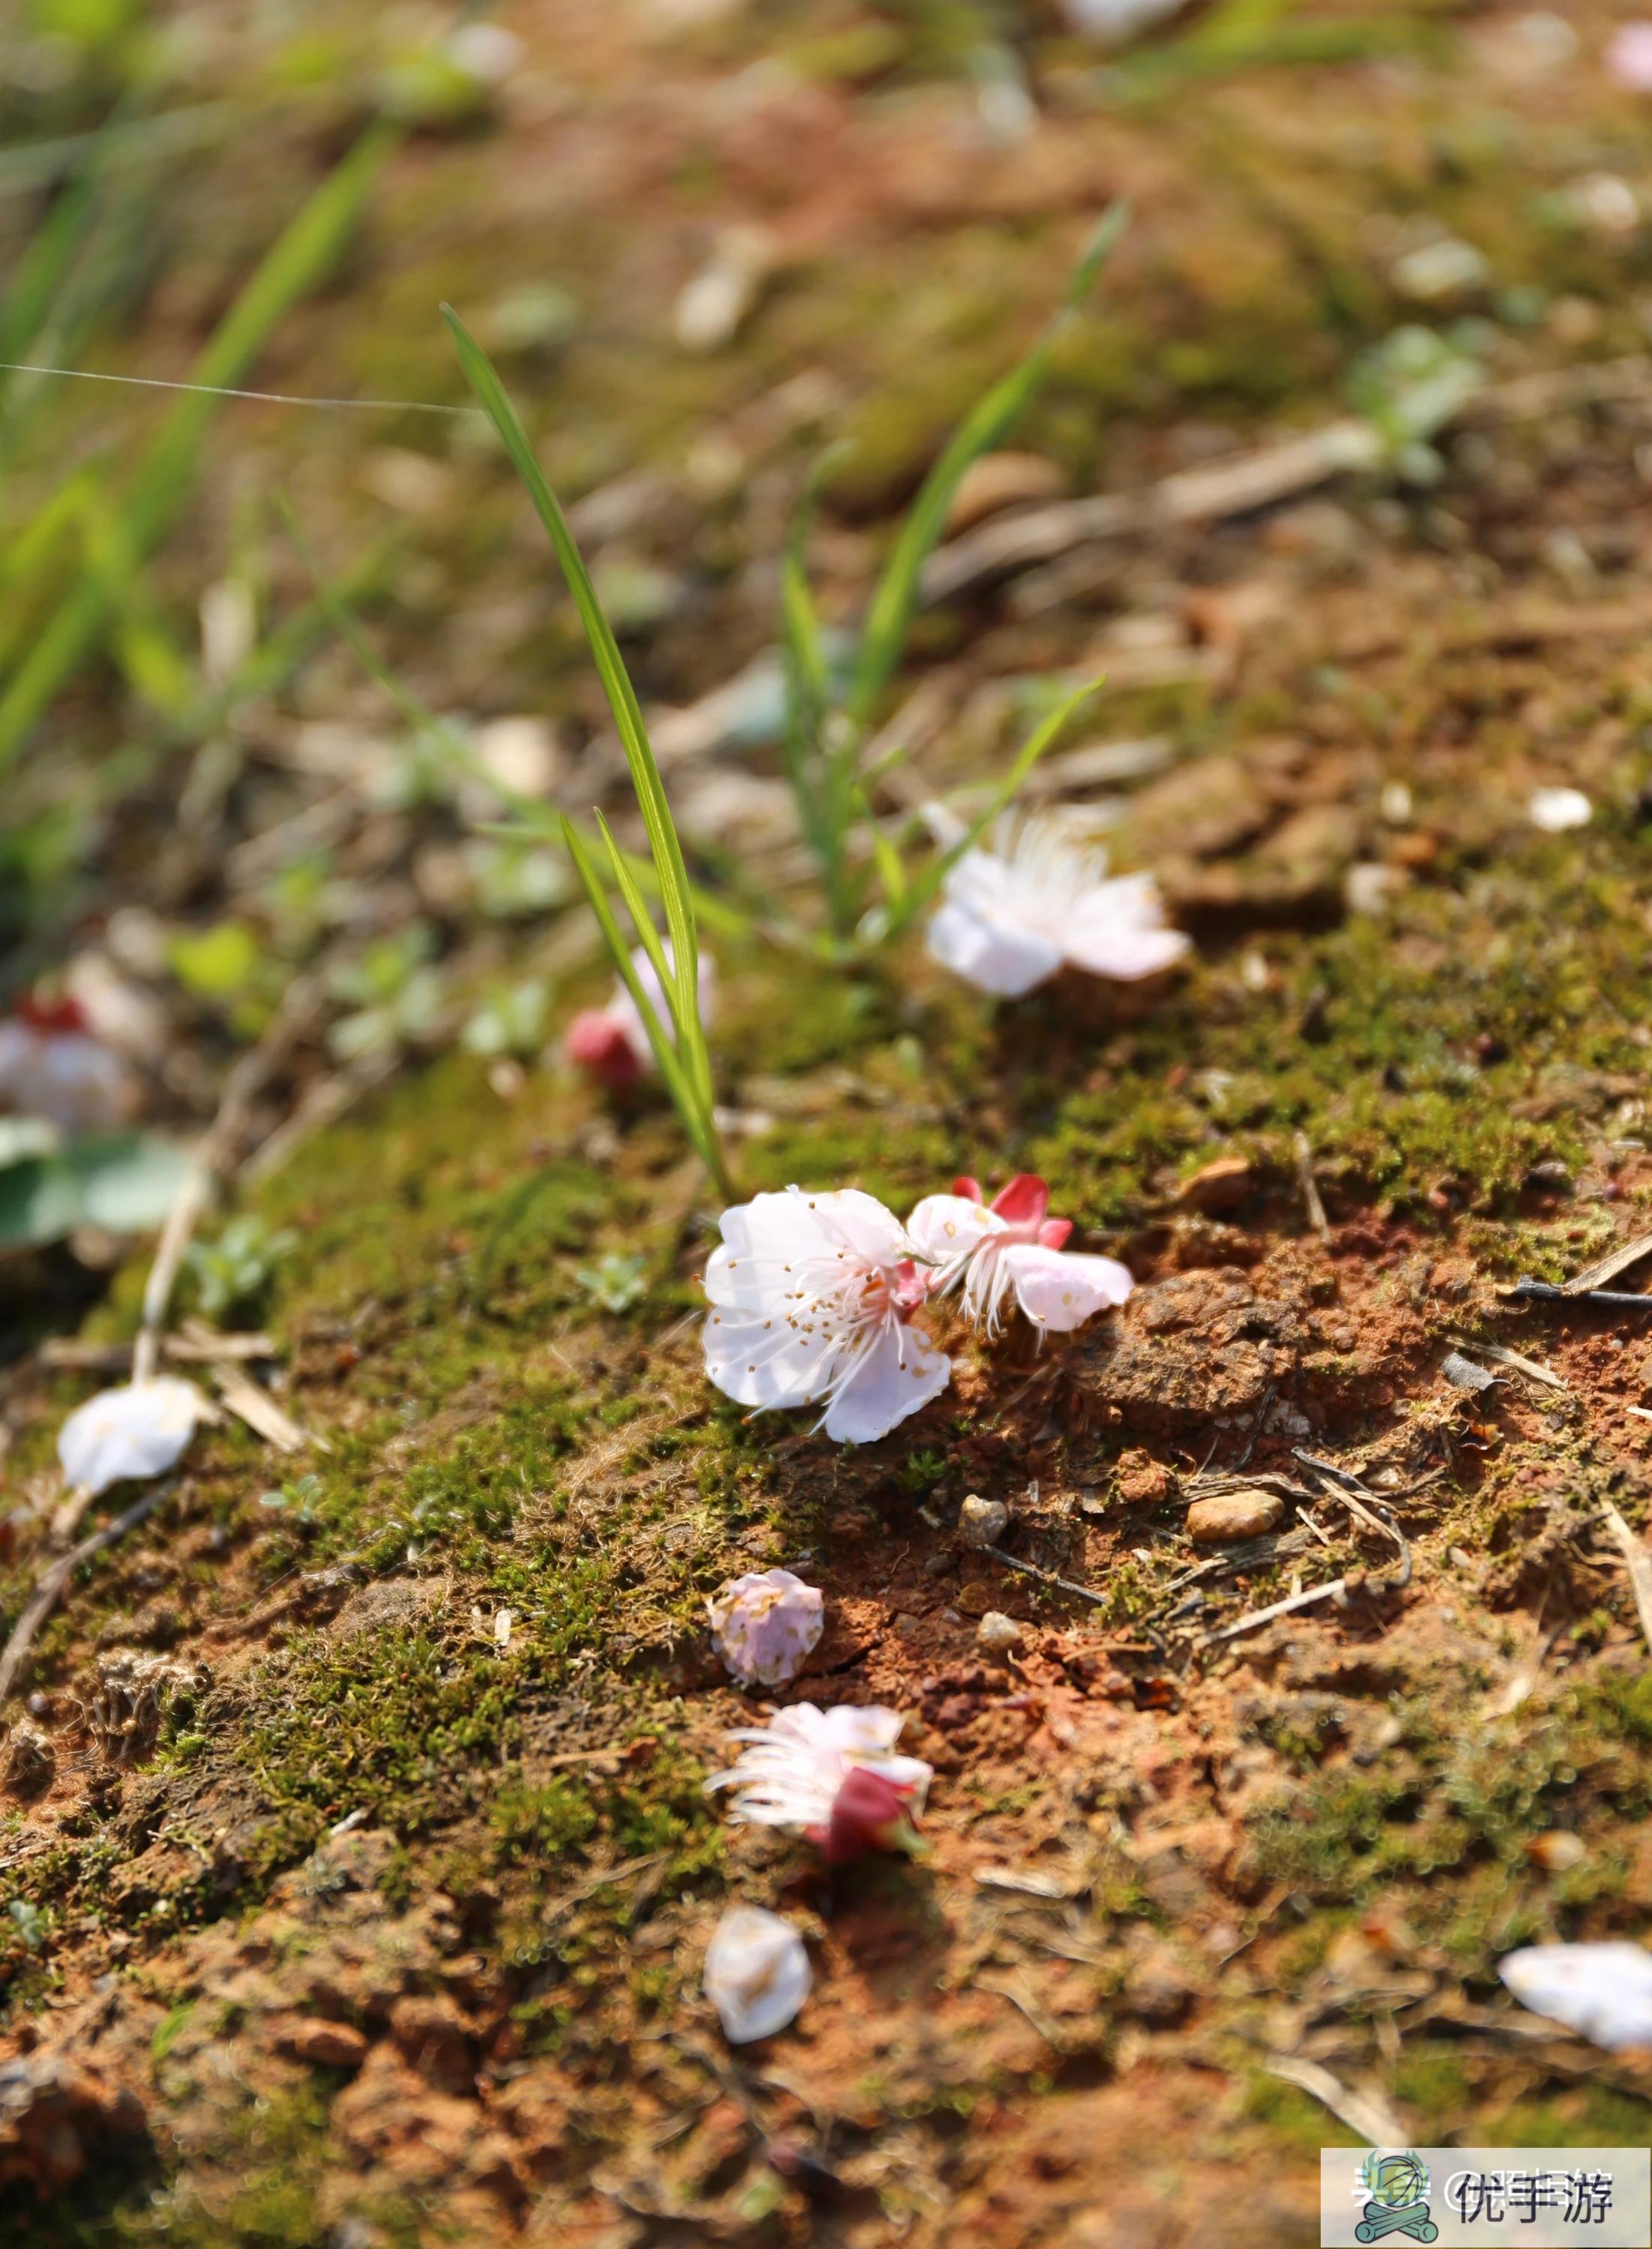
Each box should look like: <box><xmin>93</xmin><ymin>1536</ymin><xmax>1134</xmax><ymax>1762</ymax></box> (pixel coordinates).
<box><xmin>945</xmin><ymin>450</ymin><xmax>1067</xmax><ymax>532</ymax></box>
<box><xmin>976</xmin><ymin>1612</ymin><xmax>1023</xmax><ymax>1654</ymax></box>
<box><xmin>280</xmin><ymin>2018</ymin><xmax>369</xmax><ymax>2071</ymax></box>
<box><xmin>959</xmin><ymin>1495</ymin><xmax>1010</xmax><ymax>1549</ymax></box>
<box><xmin>1121</xmin><ymin>1943</ymin><xmax>1196</xmax><ymax>2025</ymax></box>
<box><xmin>1175</xmin><ymin>1156</ymin><xmax>1254</xmax><ymax>1213</ymax></box>
<box><xmin>1184</xmin><ymin>1490</ymin><xmax>1284</xmax><ymax>1544</ymax></box>
<box><xmin>1527</xmin><ymin>1831</ymin><xmax>1588</xmax><ymax>1873</ymax></box>
<box><xmin>1115</xmin><ymin>1450</ymin><xmax>1175</xmax><ymax>1506</ymax></box>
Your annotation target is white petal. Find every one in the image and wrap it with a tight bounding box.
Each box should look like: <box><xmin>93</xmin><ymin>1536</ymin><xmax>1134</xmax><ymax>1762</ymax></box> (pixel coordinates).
<box><xmin>1528</xmin><ymin>786</ymin><xmax>1591</xmax><ymax>834</ymax></box>
<box><xmin>706</xmin><ymin>1190</ymin><xmax>838</xmax><ymax>1308</ymax></box>
<box><xmin>702</xmin><ymin>1308</ymin><xmax>843</xmax><ymax>1412</ymax></box>
<box><xmin>58</xmin><ymin>1379</ymin><xmax>200</xmax><ymax>1499</ymax></box>
<box><xmin>703</xmin><ymin>1906</ymin><xmax>812</xmax><ymax>2043</ymax></box>
<box><xmin>905</xmin><ymin>1193</ymin><xmax>1002</xmax><ymax>1273</ymax></box>
<box><xmin>809</xmin><ymin>1187</ymin><xmax>913</xmax><ymax>1268</ymax></box>
<box><xmin>1002</xmin><ymin>1243</ymin><xmax>1133</xmax><ymax>1331</ymax></box>
<box><xmin>818</xmin><ymin>1705</ymin><xmax>905</xmax><ymax>1758</ymax></box>
<box><xmin>821</xmin><ymin>1319</ymin><xmax>950</xmax><ymax>1444</ymax></box>
<box><xmin>1499</xmin><ymin>1942</ymin><xmax>1652</xmax><ymax>2051</ymax></box>
<box><xmin>1062</xmin><ymin>876</ymin><xmax>1190</xmax><ymax>981</ymax></box>
<box><xmin>926</xmin><ymin>898</ymin><xmax>1061</xmax><ymax>998</ymax></box>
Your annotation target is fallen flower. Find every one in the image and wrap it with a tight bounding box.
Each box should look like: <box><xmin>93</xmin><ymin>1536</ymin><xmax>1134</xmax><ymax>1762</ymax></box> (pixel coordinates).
<box><xmin>705</xmin><ymin>1702</ymin><xmax>932</xmax><ymax>1865</ymax></box>
<box><xmin>702</xmin><ymin>1187</ymin><xmax>949</xmax><ymax>1445</ymax></box>
<box><xmin>1528</xmin><ymin>785</ymin><xmax>1591</xmax><ymax>833</ymax></box>
<box><xmin>708</xmin><ymin>1568</ymin><xmax>825</xmax><ymax>1688</ymax></box>
<box><xmin>908</xmin><ymin>1174</ymin><xmax>1133</xmax><ymax>1339</ymax></box>
<box><xmin>57</xmin><ymin>1379</ymin><xmax>201</xmax><ymax>1499</ymax></box>
<box><xmin>565</xmin><ymin>945</ymin><xmax>715</xmax><ymax>1089</ymax></box>
<box><xmin>703</xmin><ymin>1905</ymin><xmax>812</xmax><ymax>2043</ymax></box>
<box><xmin>926</xmin><ymin>813</ymin><xmax>1188</xmax><ymax>999</ymax></box>
<box><xmin>1500</xmin><ymin>1942</ymin><xmax>1652</xmax><ymax>2051</ymax></box>
<box><xmin>0</xmin><ymin>996</ymin><xmax>136</xmax><ymax>1135</ymax></box>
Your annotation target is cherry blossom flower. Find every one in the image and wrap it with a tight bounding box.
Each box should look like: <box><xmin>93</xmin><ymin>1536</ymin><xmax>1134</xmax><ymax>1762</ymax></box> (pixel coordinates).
<box><xmin>703</xmin><ymin>1905</ymin><xmax>812</xmax><ymax>2042</ymax></box>
<box><xmin>57</xmin><ymin>1379</ymin><xmax>201</xmax><ymax>1499</ymax></box>
<box><xmin>702</xmin><ymin>1188</ymin><xmax>949</xmax><ymax>1445</ymax></box>
<box><xmin>1607</xmin><ymin>22</ymin><xmax>1652</xmax><ymax>92</ymax></box>
<box><xmin>926</xmin><ymin>813</ymin><xmax>1188</xmax><ymax>999</ymax></box>
<box><xmin>1500</xmin><ymin>1942</ymin><xmax>1652</xmax><ymax>2051</ymax></box>
<box><xmin>705</xmin><ymin>1702</ymin><xmax>932</xmax><ymax>1865</ymax></box>
<box><xmin>907</xmin><ymin>1174</ymin><xmax>1133</xmax><ymax>1340</ymax></box>
<box><xmin>708</xmin><ymin>1569</ymin><xmax>825</xmax><ymax>1687</ymax></box>
<box><xmin>0</xmin><ymin>995</ymin><xmax>136</xmax><ymax>1135</ymax></box>
<box><xmin>565</xmin><ymin>945</ymin><xmax>715</xmax><ymax>1089</ymax></box>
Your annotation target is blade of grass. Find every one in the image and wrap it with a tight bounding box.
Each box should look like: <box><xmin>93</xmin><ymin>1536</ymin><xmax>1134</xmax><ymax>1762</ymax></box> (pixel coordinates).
<box><xmin>594</xmin><ymin>810</ymin><xmax>717</xmax><ymax>1121</ymax></box>
<box><xmin>0</xmin><ymin>124</ymin><xmax>396</xmax><ymax>774</ymax></box>
<box><xmin>563</xmin><ymin>819</ymin><xmax>732</xmax><ymax>1196</ymax></box>
<box><xmin>443</xmin><ymin>306</ymin><xmax>702</xmax><ymax>1046</ymax></box>
<box><xmin>845</xmin><ymin>202</ymin><xmax>1127</xmax><ymax>730</ymax></box>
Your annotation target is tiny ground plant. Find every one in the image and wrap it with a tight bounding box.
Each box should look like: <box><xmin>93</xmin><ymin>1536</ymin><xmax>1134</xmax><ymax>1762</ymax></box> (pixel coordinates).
<box><xmin>446</xmin><ymin>307</ymin><xmax>733</xmax><ymax>1197</ymax></box>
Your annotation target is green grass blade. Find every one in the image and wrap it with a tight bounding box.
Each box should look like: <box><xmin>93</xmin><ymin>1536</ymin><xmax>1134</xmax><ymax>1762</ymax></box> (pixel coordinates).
<box><xmin>0</xmin><ymin>125</ymin><xmax>395</xmax><ymax>774</ymax></box>
<box><xmin>0</xmin><ymin>166</ymin><xmax>98</xmax><ymax>373</ymax></box>
<box><xmin>594</xmin><ymin>810</ymin><xmax>716</xmax><ymax>1119</ymax></box>
<box><xmin>884</xmin><ymin>674</ymin><xmax>1103</xmax><ymax>935</ymax></box>
<box><xmin>845</xmin><ymin>202</ymin><xmax>1127</xmax><ymax>729</ymax></box>
<box><xmin>592</xmin><ymin>814</ymin><xmax>680</xmax><ymax>1044</ymax></box>
<box><xmin>443</xmin><ymin>306</ymin><xmax>702</xmax><ymax>1041</ymax></box>
<box><xmin>563</xmin><ymin>819</ymin><xmax>731</xmax><ymax>1195</ymax></box>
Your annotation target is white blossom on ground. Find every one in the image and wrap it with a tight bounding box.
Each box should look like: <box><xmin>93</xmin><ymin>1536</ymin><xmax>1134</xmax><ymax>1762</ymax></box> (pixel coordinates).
<box><xmin>1499</xmin><ymin>1942</ymin><xmax>1652</xmax><ymax>2051</ymax></box>
<box><xmin>0</xmin><ymin>996</ymin><xmax>136</xmax><ymax>1134</ymax></box>
<box><xmin>702</xmin><ymin>1188</ymin><xmax>949</xmax><ymax>1445</ymax></box>
<box><xmin>565</xmin><ymin>945</ymin><xmax>715</xmax><ymax>1089</ymax></box>
<box><xmin>1528</xmin><ymin>786</ymin><xmax>1591</xmax><ymax>833</ymax></box>
<box><xmin>703</xmin><ymin>1905</ymin><xmax>812</xmax><ymax>2043</ymax></box>
<box><xmin>1607</xmin><ymin>22</ymin><xmax>1652</xmax><ymax>91</ymax></box>
<box><xmin>705</xmin><ymin>1702</ymin><xmax>933</xmax><ymax>1865</ymax></box>
<box><xmin>926</xmin><ymin>812</ymin><xmax>1189</xmax><ymax>999</ymax></box>
<box><xmin>57</xmin><ymin>1379</ymin><xmax>201</xmax><ymax>1499</ymax></box>
<box><xmin>907</xmin><ymin>1173</ymin><xmax>1133</xmax><ymax>1340</ymax></box>
<box><xmin>708</xmin><ymin>1569</ymin><xmax>825</xmax><ymax>1688</ymax></box>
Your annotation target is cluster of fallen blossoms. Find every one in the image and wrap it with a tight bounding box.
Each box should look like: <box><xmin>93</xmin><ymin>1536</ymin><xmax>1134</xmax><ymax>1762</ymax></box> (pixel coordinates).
<box><xmin>702</xmin><ymin>1173</ymin><xmax>1133</xmax><ymax>1444</ymax></box>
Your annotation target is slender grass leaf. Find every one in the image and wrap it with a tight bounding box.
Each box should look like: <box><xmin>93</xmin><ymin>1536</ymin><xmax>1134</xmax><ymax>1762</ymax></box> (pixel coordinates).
<box><xmin>845</xmin><ymin>202</ymin><xmax>1127</xmax><ymax>729</ymax></box>
<box><xmin>562</xmin><ymin>818</ymin><xmax>732</xmax><ymax>1195</ymax></box>
<box><xmin>443</xmin><ymin>307</ymin><xmax>702</xmax><ymax>1040</ymax></box>
<box><xmin>594</xmin><ymin>811</ymin><xmax>716</xmax><ymax>1118</ymax></box>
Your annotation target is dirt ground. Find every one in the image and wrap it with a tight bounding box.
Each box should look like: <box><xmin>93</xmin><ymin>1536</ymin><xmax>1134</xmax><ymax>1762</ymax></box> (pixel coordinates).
<box><xmin>7</xmin><ymin>2</ymin><xmax>1652</xmax><ymax>2244</ymax></box>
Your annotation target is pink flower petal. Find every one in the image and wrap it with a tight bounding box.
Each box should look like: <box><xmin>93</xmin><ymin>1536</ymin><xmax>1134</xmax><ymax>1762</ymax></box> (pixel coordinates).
<box><xmin>1001</xmin><ymin>1243</ymin><xmax>1133</xmax><ymax>1331</ymax></box>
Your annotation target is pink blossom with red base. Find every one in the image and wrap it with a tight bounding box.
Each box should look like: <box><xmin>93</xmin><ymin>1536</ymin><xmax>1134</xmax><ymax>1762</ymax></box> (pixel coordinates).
<box><xmin>908</xmin><ymin>1172</ymin><xmax>1133</xmax><ymax>1339</ymax></box>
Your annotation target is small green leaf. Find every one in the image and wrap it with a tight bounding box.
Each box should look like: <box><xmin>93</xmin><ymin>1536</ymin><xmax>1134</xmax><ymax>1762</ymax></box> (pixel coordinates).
<box><xmin>168</xmin><ymin>920</ymin><xmax>261</xmax><ymax>1002</ymax></box>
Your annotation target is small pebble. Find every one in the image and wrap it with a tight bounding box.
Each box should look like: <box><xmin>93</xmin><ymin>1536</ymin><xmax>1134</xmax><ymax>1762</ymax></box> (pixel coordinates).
<box><xmin>1527</xmin><ymin>1831</ymin><xmax>1587</xmax><ymax>1873</ymax></box>
<box><xmin>1184</xmin><ymin>1490</ymin><xmax>1283</xmax><ymax>1544</ymax></box>
<box><xmin>959</xmin><ymin>1494</ymin><xmax>1010</xmax><ymax>1549</ymax></box>
<box><xmin>977</xmin><ymin>1611</ymin><xmax>1023</xmax><ymax>1654</ymax></box>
